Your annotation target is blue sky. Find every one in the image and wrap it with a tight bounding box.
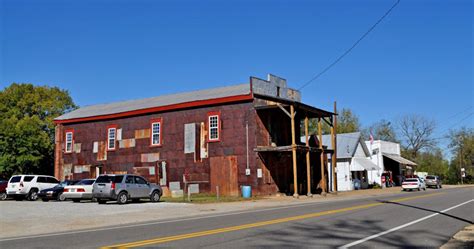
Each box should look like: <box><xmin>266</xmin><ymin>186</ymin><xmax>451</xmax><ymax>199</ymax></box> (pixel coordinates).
<box><xmin>1</xmin><ymin>0</ymin><xmax>472</xmax><ymax>154</ymax></box>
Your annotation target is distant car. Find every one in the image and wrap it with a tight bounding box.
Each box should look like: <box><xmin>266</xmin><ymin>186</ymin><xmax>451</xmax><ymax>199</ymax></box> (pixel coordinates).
<box><xmin>402</xmin><ymin>178</ymin><xmax>426</xmax><ymax>191</ymax></box>
<box><xmin>92</xmin><ymin>174</ymin><xmax>162</xmax><ymax>204</ymax></box>
<box><xmin>425</xmin><ymin>175</ymin><xmax>442</xmax><ymax>189</ymax></box>
<box><xmin>0</xmin><ymin>179</ymin><xmax>8</xmax><ymax>200</ymax></box>
<box><xmin>38</xmin><ymin>180</ymin><xmax>79</xmax><ymax>201</ymax></box>
<box><xmin>63</xmin><ymin>179</ymin><xmax>96</xmax><ymax>202</ymax></box>
<box><xmin>6</xmin><ymin>175</ymin><xmax>60</xmax><ymax>201</ymax></box>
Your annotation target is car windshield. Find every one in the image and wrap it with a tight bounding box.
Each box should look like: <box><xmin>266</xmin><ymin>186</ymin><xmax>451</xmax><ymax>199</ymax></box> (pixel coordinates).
<box><xmin>404</xmin><ymin>179</ymin><xmax>418</xmax><ymax>182</ymax></box>
<box><xmin>76</xmin><ymin>179</ymin><xmax>95</xmax><ymax>185</ymax></box>
<box><xmin>426</xmin><ymin>176</ymin><xmax>435</xmax><ymax>179</ymax></box>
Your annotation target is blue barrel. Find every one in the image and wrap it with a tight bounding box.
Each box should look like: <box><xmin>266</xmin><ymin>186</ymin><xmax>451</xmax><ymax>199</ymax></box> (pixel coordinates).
<box><xmin>242</xmin><ymin>185</ymin><xmax>252</xmax><ymax>198</ymax></box>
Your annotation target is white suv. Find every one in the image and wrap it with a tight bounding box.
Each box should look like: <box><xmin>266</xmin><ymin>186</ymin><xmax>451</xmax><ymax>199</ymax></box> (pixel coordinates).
<box><xmin>7</xmin><ymin>175</ymin><xmax>60</xmax><ymax>201</ymax></box>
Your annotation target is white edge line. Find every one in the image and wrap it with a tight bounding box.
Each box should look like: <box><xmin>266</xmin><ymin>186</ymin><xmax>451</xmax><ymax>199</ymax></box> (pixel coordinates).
<box><xmin>338</xmin><ymin>199</ymin><xmax>474</xmax><ymax>249</ymax></box>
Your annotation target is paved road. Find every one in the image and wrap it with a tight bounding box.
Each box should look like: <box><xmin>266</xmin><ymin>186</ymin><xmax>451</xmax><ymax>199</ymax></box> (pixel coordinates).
<box><xmin>1</xmin><ymin>187</ymin><xmax>472</xmax><ymax>248</ymax></box>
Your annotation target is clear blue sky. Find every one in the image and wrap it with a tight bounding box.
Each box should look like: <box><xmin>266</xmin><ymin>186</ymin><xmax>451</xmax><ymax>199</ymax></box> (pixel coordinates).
<box><xmin>1</xmin><ymin>0</ymin><xmax>472</xmax><ymax>152</ymax></box>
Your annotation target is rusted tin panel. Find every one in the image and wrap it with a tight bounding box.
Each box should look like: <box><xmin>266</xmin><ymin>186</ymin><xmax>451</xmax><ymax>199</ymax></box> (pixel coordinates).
<box><xmin>119</xmin><ymin>138</ymin><xmax>136</xmax><ymax>148</ymax></box>
<box><xmin>210</xmin><ymin>156</ymin><xmax>238</xmax><ymax>197</ymax></box>
<box><xmin>97</xmin><ymin>141</ymin><xmax>107</xmax><ymax>161</ymax></box>
<box><xmin>135</xmin><ymin>129</ymin><xmax>151</xmax><ymax>139</ymax></box>
<box><xmin>140</xmin><ymin>152</ymin><xmax>160</xmax><ymax>163</ymax></box>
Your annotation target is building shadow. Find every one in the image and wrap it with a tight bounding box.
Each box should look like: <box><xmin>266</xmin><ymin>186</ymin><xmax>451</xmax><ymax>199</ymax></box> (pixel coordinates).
<box><xmin>377</xmin><ymin>200</ymin><xmax>473</xmax><ymax>224</ymax></box>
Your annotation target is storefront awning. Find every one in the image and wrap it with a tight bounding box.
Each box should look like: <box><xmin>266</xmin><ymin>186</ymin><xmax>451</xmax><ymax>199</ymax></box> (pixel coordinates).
<box><xmin>351</xmin><ymin>158</ymin><xmax>381</xmax><ymax>171</ymax></box>
<box><xmin>382</xmin><ymin>153</ymin><xmax>417</xmax><ymax>166</ymax></box>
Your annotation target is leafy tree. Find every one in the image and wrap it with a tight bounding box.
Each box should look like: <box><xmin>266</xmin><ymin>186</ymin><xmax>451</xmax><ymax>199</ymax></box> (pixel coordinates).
<box><xmin>0</xmin><ymin>83</ymin><xmax>77</xmax><ymax>177</ymax></box>
<box><xmin>447</xmin><ymin>127</ymin><xmax>474</xmax><ymax>184</ymax></box>
<box><xmin>397</xmin><ymin>114</ymin><xmax>436</xmax><ymax>158</ymax></box>
<box><xmin>308</xmin><ymin>108</ymin><xmax>360</xmax><ymax>135</ymax></box>
<box><xmin>362</xmin><ymin>119</ymin><xmax>398</xmax><ymax>142</ymax></box>
<box><xmin>413</xmin><ymin>149</ymin><xmax>449</xmax><ymax>179</ymax></box>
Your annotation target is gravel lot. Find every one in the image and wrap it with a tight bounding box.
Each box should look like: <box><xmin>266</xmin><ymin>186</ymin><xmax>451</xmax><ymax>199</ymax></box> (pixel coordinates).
<box><xmin>0</xmin><ymin>185</ymin><xmax>469</xmax><ymax>239</ymax></box>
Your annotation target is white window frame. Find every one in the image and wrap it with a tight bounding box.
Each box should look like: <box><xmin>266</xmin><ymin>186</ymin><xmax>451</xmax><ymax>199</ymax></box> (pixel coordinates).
<box><xmin>208</xmin><ymin>115</ymin><xmax>219</xmax><ymax>141</ymax></box>
<box><xmin>65</xmin><ymin>131</ymin><xmax>73</xmax><ymax>153</ymax></box>
<box><xmin>107</xmin><ymin>127</ymin><xmax>116</xmax><ymax>150</ymax></box>
<box><xmin>151</xmin><ymin>121</ymin><xmax>161</xmax><ymax>146</ymax></box>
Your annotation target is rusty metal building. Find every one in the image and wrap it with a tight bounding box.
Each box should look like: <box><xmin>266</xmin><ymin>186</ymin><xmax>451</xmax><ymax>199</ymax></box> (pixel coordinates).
<box><xmin>54</xmin><ymin>74</ymin><xmax>337</xmax><ymax>197</ymax></box>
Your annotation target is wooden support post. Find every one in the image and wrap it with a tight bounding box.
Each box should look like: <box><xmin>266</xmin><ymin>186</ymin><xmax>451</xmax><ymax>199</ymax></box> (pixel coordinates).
<box><xmin>332</xmin><ymin>102</ymin><xmax>338</xmax><ymax>192</ymax></box>
<box><xmin>305</xmin><ymin>116</ymin><xmax>312</xmax><ymax>197</ymax></box>
<box><xmin>290</xmin><ymin>105</ymin><xmax>299</xmax><ymax>198</ymax></box>
<box><xmin>318</xmin><ymin>117</ymin><xmax>326</xmax><ymax>193</ymax></box>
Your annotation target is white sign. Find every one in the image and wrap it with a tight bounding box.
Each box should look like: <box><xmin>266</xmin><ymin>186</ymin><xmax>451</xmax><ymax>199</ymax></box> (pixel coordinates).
<box><xmin>257</xmin><ymin>168</ymin><xmax>263</xmax><ymax>178</ymax></box>
<box><xmin>149</xmin><ymin>166</ymin><xmax>155</xmax><ymax>176</ymax></box>
<box><xmin>184</xmin><ymin>123</ymin><xmax>196</xmax><ymax>154</ymax></box>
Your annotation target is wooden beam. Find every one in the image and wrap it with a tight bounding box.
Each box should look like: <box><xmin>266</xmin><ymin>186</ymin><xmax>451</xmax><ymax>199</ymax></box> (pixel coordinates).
<box><xmin>276</xmin><ymin>103</ymin><xmax>292</xmax><ymax>119</ymax></box>
<box><xmin>332</xmin><ymin>101</ymin><xmax>338</xmax><ymax>192</ymax></box>
<box><xmin>305</xmin><ymin>116</ymin><xmax>312</xmax><ymax>197</ymax></box>
<box><xmin>290</xmin><ymin>105</ymin><xmax>299</xmax><ymax>198</ymax></box>
<box><xmin>318</xmin><ymin>117</ymin><xmax>326</xmax><ymax>193</ymax></box>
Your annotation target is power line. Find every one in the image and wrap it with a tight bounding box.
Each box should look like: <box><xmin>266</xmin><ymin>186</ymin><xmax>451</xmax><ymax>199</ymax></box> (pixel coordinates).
<box><xmin>298</xmin><ymin>0</ymin><xmax>401</xmax><ymax>90</ymax></box>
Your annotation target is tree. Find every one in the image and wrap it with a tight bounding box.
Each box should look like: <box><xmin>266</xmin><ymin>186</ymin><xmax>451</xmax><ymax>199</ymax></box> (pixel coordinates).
<box><xmin>447</xmin><ymin>127</ymin><xmax>474</xmax><ymax>184</ymax></box>
<box><xmin>0</xmin><ymin>83</ymin><xmax>77</xmax><ymax>177</ymax></box>
<box><xmin>362</xmin><ymin>119</ymin><xmax>398</xmax><ymax>142</ymax></box>
<box><xmin>308</xmin><ymin>108</ymin><xmax>360</xmax><ymax>135</ymax></box>
<box><xmin>397</xmin><ymin>114</ymin><xmax>436</xmax><ymax>159</ymax></box>
<box><xmin>414</xmin><ymin>149</ymin><xmax>449</xmax><ymax>179</ymax></box>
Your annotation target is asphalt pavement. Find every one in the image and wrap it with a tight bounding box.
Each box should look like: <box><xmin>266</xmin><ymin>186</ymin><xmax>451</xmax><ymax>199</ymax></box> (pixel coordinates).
<box><xmin>0</xmin><ymin>187</ymin><xmax>472</xmax><ymax>248</ymax></box>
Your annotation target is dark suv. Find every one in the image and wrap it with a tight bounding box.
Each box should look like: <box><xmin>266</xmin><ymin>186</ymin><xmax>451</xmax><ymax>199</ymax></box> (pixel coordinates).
<box><xmin>92</xmin><ymin>174</ymin><xmax>162</xmax><ymax>204</ymax></box>
<box><xmin>425</xmin><ymin>175</ymin><xmax>442</xmax><ymax>189</ymax></box>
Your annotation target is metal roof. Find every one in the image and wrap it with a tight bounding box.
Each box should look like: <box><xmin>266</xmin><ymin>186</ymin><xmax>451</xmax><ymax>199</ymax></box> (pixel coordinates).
<box><xmin>320</xmin><ymin>132</ymin><xmax>369</xmax><ymax>159</ymax></box>
<box><xmin>352</xmin><ymin>158</ymin><xmax>381</xmax><ymax>171</ymax></box>
<box><xmin>382</xmin><ymin>153</ymin><xmax>417</xmax><ymax>166</ymax></box>
<box><xmin>55</xmin><ymin>83</ymin><xmax>251</xmax><ymax>121</ymax></box>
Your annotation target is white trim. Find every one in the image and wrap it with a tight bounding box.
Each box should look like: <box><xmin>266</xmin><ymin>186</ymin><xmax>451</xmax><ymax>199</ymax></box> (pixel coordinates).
<box><xmin>65</xmin><ymin>132</ymin><xmax>73</xmax><ymax>153</ymax></box>
<box><xmin>208</xmin><ymin>115</ymin><xmax>219</xmax><ymax>141</ymax></box>
<box><xmin>151</xmin><ymin>122</ymin><xmax>161</xmax><ymax>146</ymax></box>
<box><xmin>107</xmin><ymin>128</ymin><xmax>116</xmax><ymax>150</ymax></box>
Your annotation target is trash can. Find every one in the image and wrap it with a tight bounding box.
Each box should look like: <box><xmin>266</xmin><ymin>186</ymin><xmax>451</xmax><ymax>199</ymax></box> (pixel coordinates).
<box><xmin>242</xmin><ymin>185</ymin><xmax>251</xmax><ymax>198</ymax></box>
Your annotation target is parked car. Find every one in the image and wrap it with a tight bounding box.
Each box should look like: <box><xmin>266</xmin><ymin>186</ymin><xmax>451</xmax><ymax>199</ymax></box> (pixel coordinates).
<box><xmin>63</xmin><ymin>179</ymin><xmax>96</xmax><ymax>202</ymax></box>
<box><xmin>425</xmin><ymin>175</ymin><xmax>442</xmax><ymax>189</ymax></box>
<box><xmin>38</xmin><ymin>180</ymin><xmax>79</xmax><ymax>202</ymax></box>
<box><xmin>0</xmin><ymin>179</ymin><xmax>8</xmax><ymax>200</ymax></box>
<box><xmin>402</xmin><ymin>178</ymin><xmax>426</xmax><ymax>191</ymax></box>
<box><xmin>6</xmin><ymin>175</ymin><xmax>60</xmax><ymax>201</ymax></box>
<box><xmin>92</xmin><ymin>174</ymin><xmax>162</xmax><ymax>204</ymax></box>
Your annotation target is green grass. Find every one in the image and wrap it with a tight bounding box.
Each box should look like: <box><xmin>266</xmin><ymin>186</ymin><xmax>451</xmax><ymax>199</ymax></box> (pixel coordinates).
<box><xmin>161</xmin><ymin>193</ymin><xmax>263</xmax><ymax>204</ymax></box>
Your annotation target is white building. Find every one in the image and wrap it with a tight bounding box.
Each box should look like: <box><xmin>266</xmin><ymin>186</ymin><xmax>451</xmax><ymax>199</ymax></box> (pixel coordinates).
<box><xmin>365</xmin><ymin>140</ymin><xmax>417</xmax><ymax>186</ymax></box>
<box><xmin>321</xmin><ymin>132</ymin><xmax>380</xmax><ymax>191</ymax></box>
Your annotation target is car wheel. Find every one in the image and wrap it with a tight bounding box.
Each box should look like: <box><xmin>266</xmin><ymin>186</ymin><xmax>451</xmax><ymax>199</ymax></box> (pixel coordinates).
<box><xmin>423</xmin><ymin>187</ymin><xmax>426</xmax><ymax>191</ymax></box>
<box><xmin>58</xmin><ymin>194</ymin><xmax>66</xmax><ymax>201</ymax></box>
<box><xmin>42</xmin><ymin>198</ymin><xmax>49</xmax><ymax>202</ymax></box>
<box><xmin>27</xmin><ymin>189</ymin><xmax>38</xmax><ymax>201</ymax></box>
<box><xmin>117</xmin><ymin>192</ymin><xmax>128</xmax><ymax>205</ymax></box>
<box><xmin>440</xmin><ymin>185</ymin><xmax>442</xmax><ymax>189</ymax></box>
<box><xmin>0</xmin><ymin>193</ymin><xmax>7</xmax><ymax>200</ymax></box>
<box><xmin>91</xmin><ymin>198</ymin><xmax>97</xmax><ymax>202</ymax></box>
<box><xmin>72</xmin><ymin>199</ymin><xmax>81</xmax><ymax>203</ymax></box>
<box><xmin>150</xmin><ymin>191</ymin><xmax>161</xmax><ymax>203</ymax></box>
<box><xmin>97</xmin><ymin>199</ymin><xmax>107</xmax><ymax>204</ymax></box>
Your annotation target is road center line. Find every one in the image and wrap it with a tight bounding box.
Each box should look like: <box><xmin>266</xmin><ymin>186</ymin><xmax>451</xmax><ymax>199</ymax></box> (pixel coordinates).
<box><xmin>338</xmin><ymin>199</ymin><xmax>474</xmax><ymax>249</ymax></box>
<box><xmin>102</xmin><ymin>192</ymin><xmax>444</xmax><ymax>248</ymax></box>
